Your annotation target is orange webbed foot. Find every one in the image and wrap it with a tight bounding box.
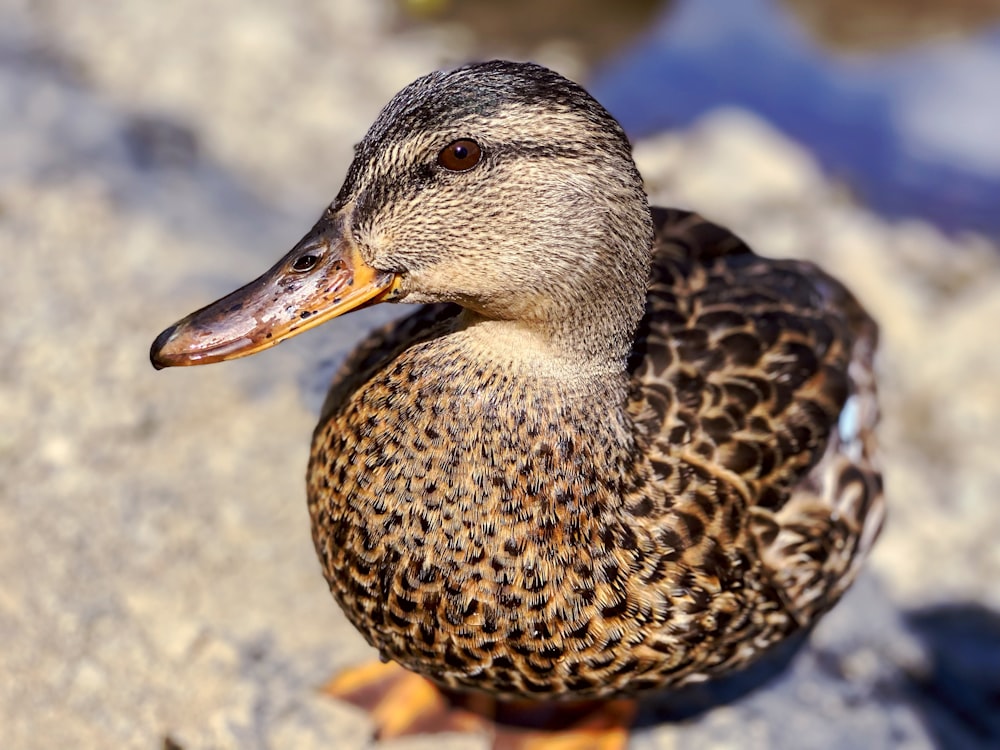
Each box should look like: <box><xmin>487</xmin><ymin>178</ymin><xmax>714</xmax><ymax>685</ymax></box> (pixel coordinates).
<box><xmin>321</xmin><ymin>660</ymin><xmax>637</xmax><ymax>749</ymax></box>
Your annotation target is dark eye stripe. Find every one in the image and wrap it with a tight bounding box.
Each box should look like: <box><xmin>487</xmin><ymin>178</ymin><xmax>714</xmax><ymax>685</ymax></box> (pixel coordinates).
<box><xmin>500</xmin><ymin>141</ymin><xmax>586</xmax><ymax>160</ymax></box>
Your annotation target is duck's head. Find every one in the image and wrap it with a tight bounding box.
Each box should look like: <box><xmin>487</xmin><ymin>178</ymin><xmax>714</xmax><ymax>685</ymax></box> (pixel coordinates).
<box><xmin>151</xmin><ymin>61</ymin><xmax>653</xmax><ymax>371</ymax></box>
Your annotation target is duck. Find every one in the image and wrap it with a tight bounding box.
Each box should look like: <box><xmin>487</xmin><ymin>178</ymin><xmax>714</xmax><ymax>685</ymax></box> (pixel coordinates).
<box><xmin>151</xmin><ymin>60</ymin><xmax>884</xmax><ymax>745</ymax></box>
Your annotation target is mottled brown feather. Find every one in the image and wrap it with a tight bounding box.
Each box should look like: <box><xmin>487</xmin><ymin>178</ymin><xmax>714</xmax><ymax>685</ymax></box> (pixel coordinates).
<box><xmin>307</xmin><ymin>206</ymin><xmax>883</xmax><ymax>700</ymax></box>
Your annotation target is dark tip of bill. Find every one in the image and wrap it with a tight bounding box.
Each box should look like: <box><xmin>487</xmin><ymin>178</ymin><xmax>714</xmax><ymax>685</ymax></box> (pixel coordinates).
<box><xmin>149</xmin><ymin>323</ymin><xmax>178</xmax><ymax>370</ymax></box>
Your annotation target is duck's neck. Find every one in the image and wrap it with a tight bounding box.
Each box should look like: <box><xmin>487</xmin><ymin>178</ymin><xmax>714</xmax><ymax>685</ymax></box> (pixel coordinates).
<box><xmin>454</xmin><ymin>311</ymin><xmax>631</xmax><ymax>395</ymax></box>
<box><xmin>455</xmin><ymin>243</ymin><xmax>651</xmax><ymax>382</ymax></box>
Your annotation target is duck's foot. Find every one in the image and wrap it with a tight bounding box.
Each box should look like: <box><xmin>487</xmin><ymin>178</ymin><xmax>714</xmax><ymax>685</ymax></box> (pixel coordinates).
<box><xmin>321</xmin><ymin>660</ymin><xmax>488</xmax><ymax>738</ymax></box>
<box><xmin>488</xmin><ymin>697</ymin><xmax>636</xmax><ymax>750</ymax></box>
<box><xmin>321</xmin><ymin>660</ymin><xmax>637</xmax><ymax>750</ymax></box>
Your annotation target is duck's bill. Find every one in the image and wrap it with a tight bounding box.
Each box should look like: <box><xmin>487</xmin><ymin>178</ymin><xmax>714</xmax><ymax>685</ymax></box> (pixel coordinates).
<box><xmin>150</xmin><ymin>217</ymin><xmax>401</xmax><ymax>369</ymax></box>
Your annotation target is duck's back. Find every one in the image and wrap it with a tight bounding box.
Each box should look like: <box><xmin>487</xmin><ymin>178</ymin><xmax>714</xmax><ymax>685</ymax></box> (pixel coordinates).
<box><xmin>629</xmin><ymin>207</ymin><xmax>883</xmax><ymax>627</ymax></box>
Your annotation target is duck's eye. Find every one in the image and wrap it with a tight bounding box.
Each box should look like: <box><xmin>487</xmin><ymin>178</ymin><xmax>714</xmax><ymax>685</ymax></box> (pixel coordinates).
<box><xmin>438</xmin><ymin>139</ymin><xmax>482</xmax><ymax>172</ymax></box>
<box><xmin>291</xmin><ymin>254</ymin><xmax>320</xmax><ymax>272</ymax></box>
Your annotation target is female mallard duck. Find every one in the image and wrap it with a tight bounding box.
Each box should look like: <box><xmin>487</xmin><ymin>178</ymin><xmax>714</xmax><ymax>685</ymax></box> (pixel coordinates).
<box><xmin>152</xmin><ymin>60</ymin><xmax>883</xmax><ymax>741</ymax></box>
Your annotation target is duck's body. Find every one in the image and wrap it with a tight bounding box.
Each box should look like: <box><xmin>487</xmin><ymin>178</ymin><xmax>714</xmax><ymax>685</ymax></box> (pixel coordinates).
<box><xmin>152</xmin><ymin>61</ymin><xmax>883</xmax><ymax>705</ymax></box>
<box><xmin>310</xmin><ymin>207</ymin><xmax>881</xmax><ymax>699</ymax></box>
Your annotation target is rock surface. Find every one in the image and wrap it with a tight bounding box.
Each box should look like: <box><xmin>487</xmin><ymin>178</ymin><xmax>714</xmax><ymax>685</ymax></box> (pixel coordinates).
<box><xmin>3</xmin><ymin>1</ymin><xmax>999</xmax><ymax>749</ymax></box>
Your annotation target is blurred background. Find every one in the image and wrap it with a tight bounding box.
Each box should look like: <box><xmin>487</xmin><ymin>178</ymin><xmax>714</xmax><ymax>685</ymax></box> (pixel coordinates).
<box><xmin>2</xmin><ymin>0</ymin><xmax>999</xmax><ymax>748</ymax></box>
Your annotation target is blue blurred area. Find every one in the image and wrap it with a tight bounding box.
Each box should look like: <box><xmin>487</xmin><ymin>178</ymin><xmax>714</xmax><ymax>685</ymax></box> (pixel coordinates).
<box><xmin>589</xmin><ymin>0</ymin><xmax>1000</xmax><ymax>237</ymax></box>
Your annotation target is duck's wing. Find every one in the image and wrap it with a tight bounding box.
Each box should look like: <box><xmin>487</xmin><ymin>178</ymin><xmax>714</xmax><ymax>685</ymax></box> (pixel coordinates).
<box><xmin>628</xmin><ymin>207</ymin><xmax>884</xmax><ymax>624</ymax></box>
<box><xmin>318</xmin><ymin>303</ymin><xmax>461</xmax><ymax>424</ymax></box>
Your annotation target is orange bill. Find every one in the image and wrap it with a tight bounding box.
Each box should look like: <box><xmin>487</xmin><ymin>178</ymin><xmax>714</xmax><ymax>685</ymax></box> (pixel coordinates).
<box><xmin>150</xmin><ymin>214</ymin><xmax>401</xmax><ymax>369</ymax></box>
